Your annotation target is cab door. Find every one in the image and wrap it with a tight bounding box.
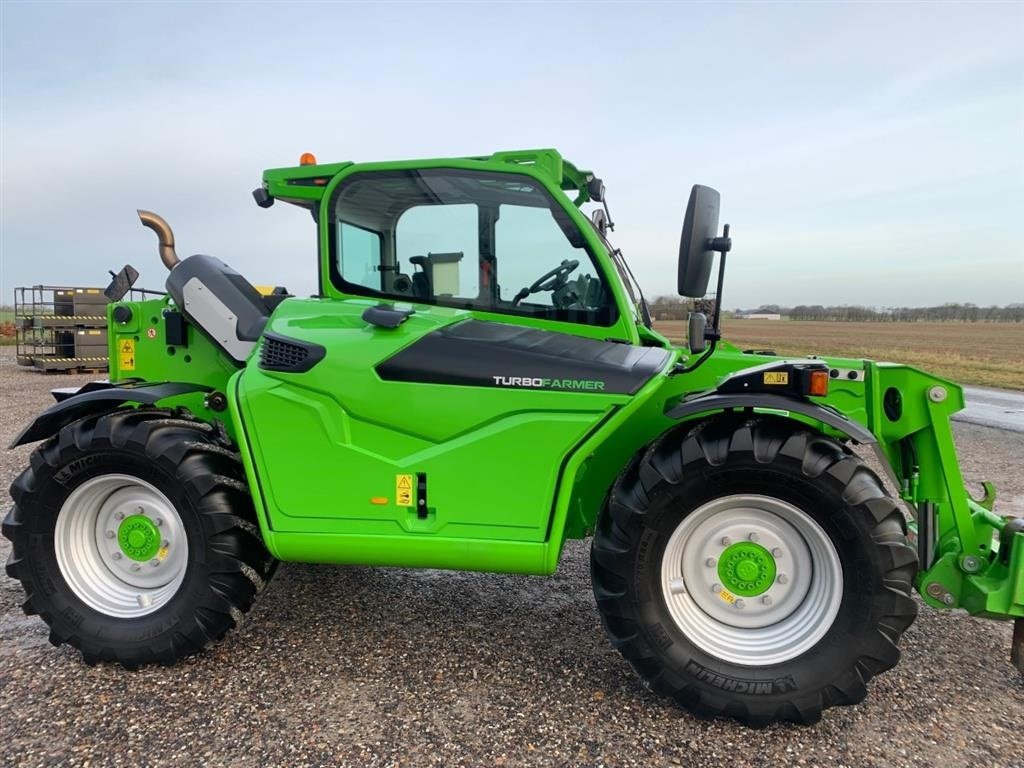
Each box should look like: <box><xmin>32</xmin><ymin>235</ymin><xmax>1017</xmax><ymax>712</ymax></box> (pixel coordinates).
<box><xmin>238</xmin><ymin>166</ymin><xmax>664</xmax><ymax>543</ymax></box>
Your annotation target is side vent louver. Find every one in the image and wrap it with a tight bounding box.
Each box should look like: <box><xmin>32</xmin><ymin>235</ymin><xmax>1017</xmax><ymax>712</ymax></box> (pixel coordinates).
<box><xmin>258</xmin><ymin>333</ymin><xmax>325</xmax><ymax>373</ymax></box>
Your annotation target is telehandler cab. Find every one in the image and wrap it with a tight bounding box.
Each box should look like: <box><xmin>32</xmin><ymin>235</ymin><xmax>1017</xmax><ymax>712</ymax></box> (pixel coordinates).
<box><xmin>5</xmin><ymin>149</ymin><xmax>1022</xmax><ymax>727</ymax></box>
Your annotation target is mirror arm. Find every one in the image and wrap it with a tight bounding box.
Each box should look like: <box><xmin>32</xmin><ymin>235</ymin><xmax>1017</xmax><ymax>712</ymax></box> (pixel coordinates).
<box><xmin>707</xmin><ymin>223</ymin><xmax>731</xmax><ymax>341</ymax></box>
<box><xmin>673</xmin><ymin>338</ymin><xmax>719</xmax><ymax>375</ymax></box>
<box><xmin>602</xmin><ymin>199</ymin><xmax>615</xmax><ymax>232</ymax></box>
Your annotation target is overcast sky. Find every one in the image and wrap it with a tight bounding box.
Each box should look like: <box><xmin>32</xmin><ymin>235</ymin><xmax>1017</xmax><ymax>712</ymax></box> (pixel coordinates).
<box><xmin>2</xmin><ymin>1</ymin><xmax>1021</xmax><ymax>309</ymax></box>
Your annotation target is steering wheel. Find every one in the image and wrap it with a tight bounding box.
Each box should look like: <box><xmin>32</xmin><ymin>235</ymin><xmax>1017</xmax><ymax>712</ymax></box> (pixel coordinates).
<box><xmin>512</xmin><ymin>259</ymin><xmax>580</xmax><ymax>305</ymax></box>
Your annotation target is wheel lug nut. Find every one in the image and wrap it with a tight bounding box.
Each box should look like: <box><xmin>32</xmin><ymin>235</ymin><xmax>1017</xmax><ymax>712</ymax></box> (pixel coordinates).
<box><xmin>720</xmin><ymin>536</ymin><xmax>732</xmax><ymax>546</ymax></box>
<box><xmin>131</xmin><ymin>563</ymin><xmax>141</xmax><ymax>572</ymax></box>
<box><xmin>112</xmin><ymin>552</ymin><xmax>122</xmax><ymax>560</ymax></box>
<box><xmin>136</xmin><ymin>506</ymin><xmax>144</xmax><ymax>514</ymax></box>
<box><xmin>151</xmin><ymin>559</ymin><xmax>160</xmax><ymax>567</ymax></box>
<box><xmin>105</xmin><ymin>530</ymin><xmax>115</xmax><ymax>539</ymax></box>
<box><xmin>734</xmin><ymin>599</ymin><xmax>745</xmax><ymax>609</ymax></box>
<box><xmin>711</xmin><ymin>583</ymin><xmax>722</xmax><ymax>594</ymax></box>
<box><xmin>777</xmin><ymin>573</ymin><xmax>788</xmax><ymax>585</ymax></box>
<box><xmin>705</xmin><ymin>557</ymin><xmax>716</xmax><ymax>568</ymax></box>
<box><xmin>155</xmin><ymin>518</ymin><xmax>163</xmax><ymax>527</ymax></box>
<box><xmin>161</xmin><ymin>540</ymin><xmax>169</xmax><ymax>548</ymax></box>
<box><xmin>748</xmin><ymin>532</ymin><xmax>760</xmax><ymax>543</ymax></box>
<box><xmin>762</xmin><ymin>595</ymin><xmax>773</xmax><ymax>606</ymax></box>
<box><xmin>772</xmin><ymin>547</ymin><xmax>783</xmax><ymax>558</ymax></box>
<box><xmin>115</xmin><ymin>511</ymin><xmax>125</xmax><ymax>521</ymax></box>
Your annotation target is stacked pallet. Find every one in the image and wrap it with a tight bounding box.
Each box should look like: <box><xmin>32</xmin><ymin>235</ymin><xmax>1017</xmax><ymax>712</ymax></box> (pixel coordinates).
<box><xmin>15</xmin><ymin>286</ymin><xmax>109</xmax><ymax>373</ymax></box>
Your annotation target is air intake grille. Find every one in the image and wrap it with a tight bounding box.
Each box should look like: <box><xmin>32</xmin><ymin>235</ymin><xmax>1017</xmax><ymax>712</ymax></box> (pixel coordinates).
<box><xmin>258</xmin><ymin>333</ymin><xmax>324</xmax><ymax>373</ymax></box>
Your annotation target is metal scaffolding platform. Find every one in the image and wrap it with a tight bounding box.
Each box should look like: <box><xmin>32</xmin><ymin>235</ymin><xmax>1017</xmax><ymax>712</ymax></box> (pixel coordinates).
<box><xmin>13</xmin><ymin>285</ymin><xmax>156</xmax><ymax>373</ymax></box>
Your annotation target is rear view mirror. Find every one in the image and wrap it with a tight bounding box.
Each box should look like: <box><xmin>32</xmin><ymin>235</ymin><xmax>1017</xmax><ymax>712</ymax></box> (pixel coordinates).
<box><xmin>677</xmin><ymin>185</ymin><xmax>721</xmax><ymax>297</ymax></box>
<box><xmin>687</xmin><ymin>312</ymin><xmax>708</xmax><ymax>353</ymax></box>
<box><xmin>104</xmin><ymin>264</ymin><xmax>140</xmax><ymax>302</ymax></box>
<box><xmin>591</xmin><ymin>208</ymin><xmax>608</xmax><ymax>237</ymax></box>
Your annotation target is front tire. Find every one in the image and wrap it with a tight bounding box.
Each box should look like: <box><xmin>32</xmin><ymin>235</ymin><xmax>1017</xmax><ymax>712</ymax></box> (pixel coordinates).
<box><xmin>591</xmin><ymin>416</ymin><xmax>918</xmax><ymax>726</ymax></box>
<box><xmin>3</xmin><ymin>407</ymin><xmax>277</xmax><ymax>667</ymax></box>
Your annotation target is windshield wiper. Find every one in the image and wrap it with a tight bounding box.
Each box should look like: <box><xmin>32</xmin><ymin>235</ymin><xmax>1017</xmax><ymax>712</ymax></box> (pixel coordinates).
<box><xmin>611</xmin><ymin>247</ymin><xmax>652</xmax><ymax>328</ymax></box>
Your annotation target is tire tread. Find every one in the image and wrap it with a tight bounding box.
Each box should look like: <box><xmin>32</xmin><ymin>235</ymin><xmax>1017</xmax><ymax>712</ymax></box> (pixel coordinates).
<box><xmin>3</xmin><ymin>406</ymin><xmax>277</xmax><ymax>667</ymax></box>
<box><xmin>591</xmin><ymin>416</ymin><xmax>918</xmax><ymax>726</ymax></box>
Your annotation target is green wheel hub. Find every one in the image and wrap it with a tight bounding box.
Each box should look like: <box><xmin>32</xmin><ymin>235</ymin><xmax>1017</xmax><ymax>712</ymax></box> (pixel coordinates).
<box><xmin>717</xmin><ymin>541</ymin><xmax>776</xmax><ymax>597</ymax></box>
<box><xmin>117</xmin><ymin>515</ymin><xmax>161</xmax><ymax>562</ymax></box>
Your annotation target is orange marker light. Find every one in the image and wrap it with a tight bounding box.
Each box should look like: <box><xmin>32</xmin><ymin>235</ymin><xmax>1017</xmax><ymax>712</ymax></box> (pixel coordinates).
<box><xmin>299</xmin><ymin>152</ymin><xmax>317</xmax><ymax>166</ymax></box>
<box><xmin>370</xmin><ymin>497</ymin><xmax>388</xmax><ymax>506</ymax></box>
<box><xmin>808</xmin><ymin>370</ymin><xmax>829</xmax><ymax>397</ymax></box>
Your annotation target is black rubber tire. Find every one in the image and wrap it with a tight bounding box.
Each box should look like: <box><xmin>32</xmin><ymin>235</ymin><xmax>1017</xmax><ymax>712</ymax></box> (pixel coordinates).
<box><xmin>591</xmin><ymin>416</ymin><xmax>918</xmax><ymax>727</ymax></box>
<box><xmin>3</xmin><ymin>407</ymin><xmax>277</xmax><ymax>667</ymax></box>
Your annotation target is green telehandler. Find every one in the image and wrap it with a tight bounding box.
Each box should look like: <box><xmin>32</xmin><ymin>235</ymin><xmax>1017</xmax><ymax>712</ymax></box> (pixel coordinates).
<box><xmin>5</xmin><ymin>149</ymin><xmax>1022</xmax><ymax>727</ymax></box>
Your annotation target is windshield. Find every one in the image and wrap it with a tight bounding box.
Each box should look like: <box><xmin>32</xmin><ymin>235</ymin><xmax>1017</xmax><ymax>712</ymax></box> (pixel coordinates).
<box><xmin>328</xmin><ymin>169</ymin><xmax>618</xmax><ymax>327</ymax></box>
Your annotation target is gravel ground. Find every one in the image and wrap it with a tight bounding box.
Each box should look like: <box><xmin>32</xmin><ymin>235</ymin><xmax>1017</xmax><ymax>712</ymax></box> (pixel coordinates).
<box><xmin>1</xmin><ymin>347</ymin><xmax>1022</xmax><ymax>768</ymax></box>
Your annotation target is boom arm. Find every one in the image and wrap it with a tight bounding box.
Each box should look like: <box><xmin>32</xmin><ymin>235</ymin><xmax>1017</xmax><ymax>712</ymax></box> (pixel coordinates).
<box><xmin>866</xmin><ymin>362</ymin><xmax>1023</xmax><ymax>621</ymax></box>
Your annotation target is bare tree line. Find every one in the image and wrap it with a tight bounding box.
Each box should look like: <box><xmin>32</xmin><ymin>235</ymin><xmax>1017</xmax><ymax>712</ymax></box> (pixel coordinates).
<box><xmin>647</xmin><ymin>297</ymin><xmax>1024</xmax><ymax>323</ymax></box>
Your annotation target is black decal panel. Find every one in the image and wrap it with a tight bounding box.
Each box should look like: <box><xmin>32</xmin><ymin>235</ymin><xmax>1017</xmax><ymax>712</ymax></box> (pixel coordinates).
<box><xmin>376</xmin><ymin>319</ymin><xmax>671</xmax><ymax>395</ymax></box>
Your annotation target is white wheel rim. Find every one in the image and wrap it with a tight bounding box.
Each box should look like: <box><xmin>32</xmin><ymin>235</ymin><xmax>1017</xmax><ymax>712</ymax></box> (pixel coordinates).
<box><xmin>660</xmin><ymin>494</ymin><xmax>843</xmax><ymax>666</ymax></box>
<box><xmin>54</xmin><ymin>474</ymin><xmax>189</xmax><ymax>618</ymax></box>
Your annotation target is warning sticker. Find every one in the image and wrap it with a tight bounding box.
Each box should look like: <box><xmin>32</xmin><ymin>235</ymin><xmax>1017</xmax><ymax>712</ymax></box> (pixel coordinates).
<box><xmin>395</xmin><ymin>474</ymin><xmax>414</xmax><ymax>507</ymax></box>
<box><xmin>763</xmin><ymin>371</ymin><xmax>789</xmax><ymax>385</ymax></box>
<box><xmin>718</xmin><ymin>588</ymin><xmax>737</xmax><ymax>605</ymax></box>
<box><xmin>118</xmin><ymin>338</ymin><xmax>136</xmax><ymax>371</ymax></box>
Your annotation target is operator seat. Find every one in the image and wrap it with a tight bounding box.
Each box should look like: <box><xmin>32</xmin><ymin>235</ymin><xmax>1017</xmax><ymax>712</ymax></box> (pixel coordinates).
<box><xmin>165</xmin><ymin>254</ymin><xmax>270</xmax><ymax>364</ymax></box>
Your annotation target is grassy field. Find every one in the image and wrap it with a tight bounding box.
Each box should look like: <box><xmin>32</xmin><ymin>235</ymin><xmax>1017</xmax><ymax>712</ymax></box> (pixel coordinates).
<box><xmin>655</xmin><ymin>319</ymin><xmax>1024</xmax><ymax>391</ymax></box>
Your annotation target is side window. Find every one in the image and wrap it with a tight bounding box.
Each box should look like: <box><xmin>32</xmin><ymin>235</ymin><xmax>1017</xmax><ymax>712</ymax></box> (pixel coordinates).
<box><xmin>330</xmin><ymin>169</ymin><xmax>618</xmax><ymax>326</ymax></box>
<box><xmin>396</xmin><ymin>204</ymin><xmax>479</xmax><ymax>300</ymax></box>
<box><xmin>338</xmin><ymin>223</ymin><xmax>382</xmax><ymax>291</ymax></box>
<box><xmin>496</xmin><ymin>204</ymin><xmax>600</xmax><ymax>307</ymax></box>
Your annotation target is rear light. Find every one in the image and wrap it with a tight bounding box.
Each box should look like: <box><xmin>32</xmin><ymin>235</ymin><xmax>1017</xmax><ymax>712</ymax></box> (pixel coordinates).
<box><xmin>807</xmin><ymin>369</ymin><xmax>829</xmax><ymax>397</ymax></box>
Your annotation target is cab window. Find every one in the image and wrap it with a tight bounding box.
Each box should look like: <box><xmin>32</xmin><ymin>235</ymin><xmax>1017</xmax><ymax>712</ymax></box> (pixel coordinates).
<box><xmin>329</xmin><ymin>169</ymin><xmax>616</xmax><ymax>326</ymax></box>
<box><xmin>338</xmin><ymin>223</ymin><xmax>383</xmax><ymax>292</ymax></box>
<box><xmin>396</xmin><ymin>204</ymin><xmax>479</xmax><ymax>301</ymax></box>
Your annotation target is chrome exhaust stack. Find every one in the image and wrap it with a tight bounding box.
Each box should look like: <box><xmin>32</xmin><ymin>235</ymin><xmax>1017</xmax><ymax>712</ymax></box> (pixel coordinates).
<box><xmin>137</xmin><ymin>210</ymin><xmax>180</xmax><ymax>270</ymax></box>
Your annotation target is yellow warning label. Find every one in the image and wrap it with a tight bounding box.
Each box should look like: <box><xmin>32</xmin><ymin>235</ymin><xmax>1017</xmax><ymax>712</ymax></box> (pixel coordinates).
<box><xmin>763</xmin><ymin>371</ymin><xmax>789</xmax><ymax>385</ymax></box>
<box><xmin>118</xmin><ymin>338</ymin><xmax>136</xmax><ymax>371</ymax></box>
<box><xmin>718</xmin><ymin>588</ymin><xmax>737</xmax><ymax>605</ymax></box>
<box><xmin>395</xmin><ymin>474</ymin><xmax>414</xmax><ymax>507</ymax></box>
<box><xmin>158</xmin><ymin>546</ymin><xmax>169</xmax><ymax>561</ymax></box>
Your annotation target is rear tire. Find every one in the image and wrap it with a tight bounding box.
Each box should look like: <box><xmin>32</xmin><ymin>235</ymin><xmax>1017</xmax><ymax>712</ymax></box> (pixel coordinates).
<box><xmin>591</xmin><ymin>416</ymin><xmax>918</xmax><ymax>726</ymax></box>
<box><xmin>3</xmin><ymin>407</ymin><xmax>277</xmax><ymax>667</ymax></box>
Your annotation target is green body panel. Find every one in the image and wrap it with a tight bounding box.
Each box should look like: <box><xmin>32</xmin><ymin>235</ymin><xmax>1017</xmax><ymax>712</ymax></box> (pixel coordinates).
<box><xmin>107</xmin><ymin>296</ymin><xmax>241</xmax><ymax>438</ymax></box>
<box><xmin>97</xmin><ymin>147</ymin><xmax>1021</xmax><ymax>621</ymax></box>
<box><xmin>236</xmin><ymin>298</ymin><xmax>631</xmax><ymax>544</ymax></box>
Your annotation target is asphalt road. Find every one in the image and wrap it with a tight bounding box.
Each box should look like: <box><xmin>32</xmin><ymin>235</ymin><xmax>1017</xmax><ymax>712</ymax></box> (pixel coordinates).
<box><xmin>957</xmin><ymin>387</ymin><xmax>1024</xmax><ymax>433</ymax></box>
<box><xmin>1</xmin><ymin>349</ymin><xmax>1022</xmax><ymax>768</ymax></box>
